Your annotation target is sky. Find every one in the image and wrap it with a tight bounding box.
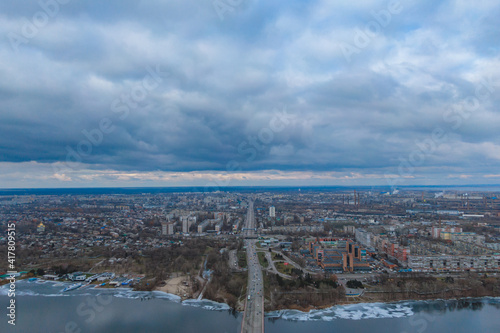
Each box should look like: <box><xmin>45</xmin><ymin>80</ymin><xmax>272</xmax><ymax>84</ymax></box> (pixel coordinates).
<box><xmin>1</xmin><ymin>0</ymin><xmax>500</xmax><ymax>188</ymax></box>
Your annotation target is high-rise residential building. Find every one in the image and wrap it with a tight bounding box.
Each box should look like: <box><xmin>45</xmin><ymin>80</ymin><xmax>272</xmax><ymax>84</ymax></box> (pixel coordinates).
<box><xmin>162</xmin><ymin>222</ymin><xmax>176</xmax><ymax>235</ymax></box>
<box><xmin>269</xmin><ymin>206</ymin><xmax>275</xmax><ymax>217</ymax></box>
<box><xmin>197</xmin><ymin>220</ymin><xmax>211</xmax><ymax>233</ymax></box>
<box><xmin>181</xmin><ymin>216</ymin><xmax>196</xmax><ymax>233</ymax></box>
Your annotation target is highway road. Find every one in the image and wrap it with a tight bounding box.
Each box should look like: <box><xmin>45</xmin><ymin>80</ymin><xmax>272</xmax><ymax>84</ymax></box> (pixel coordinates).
<box><xmin>241</xmin><ymin>200</ymin><xmax>264</xmax><ymax>333</ymax></box>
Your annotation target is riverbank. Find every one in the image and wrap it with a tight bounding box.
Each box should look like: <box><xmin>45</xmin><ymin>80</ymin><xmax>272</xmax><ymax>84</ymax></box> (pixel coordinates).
<box><xmin>151</xmin><ymin>271</ymin><xmax>500</xmax><ymax>314</ymax></box>
<box><xmin>265</xmin><ymin>293</ymin><xmax>500</xmax><ymax>314</ymax></box>
<box><xmin>258</xmin><ymin>272</ymin><xmax>500</xmax><ymax>313</ymax></box>
<box><xmin>161</xmin><ymin>276</ymin><xmax>500</xmax><ymax>314</ymax></box>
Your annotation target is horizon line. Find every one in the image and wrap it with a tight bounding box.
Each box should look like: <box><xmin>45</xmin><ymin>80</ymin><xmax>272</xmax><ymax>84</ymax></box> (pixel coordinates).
<box><xmin>2</xmin><ymin>184</ymin><xmax>500</xmax><ymax>191</ymax></box>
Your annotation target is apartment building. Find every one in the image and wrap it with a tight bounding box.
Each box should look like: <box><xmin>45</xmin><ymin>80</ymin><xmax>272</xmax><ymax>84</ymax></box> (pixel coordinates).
<box><xmin>408</xmin><ymin>254</ymin><xmax>500</xmax><ymax>271</ymax></box>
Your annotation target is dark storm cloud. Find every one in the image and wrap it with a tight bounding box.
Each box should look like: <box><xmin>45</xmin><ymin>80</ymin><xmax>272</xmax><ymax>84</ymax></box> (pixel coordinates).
<box><xmin>1</xmin><ymin>0</ymin><xmax>500</xmax><ymax>187</ymax></box>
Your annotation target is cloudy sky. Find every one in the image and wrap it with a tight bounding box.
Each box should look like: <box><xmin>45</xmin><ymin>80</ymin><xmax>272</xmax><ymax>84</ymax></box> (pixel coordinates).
<box><xmin>1</xmin><ymin>0</ymin><xmax>500</xmax><ymax>188</ymax></box>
